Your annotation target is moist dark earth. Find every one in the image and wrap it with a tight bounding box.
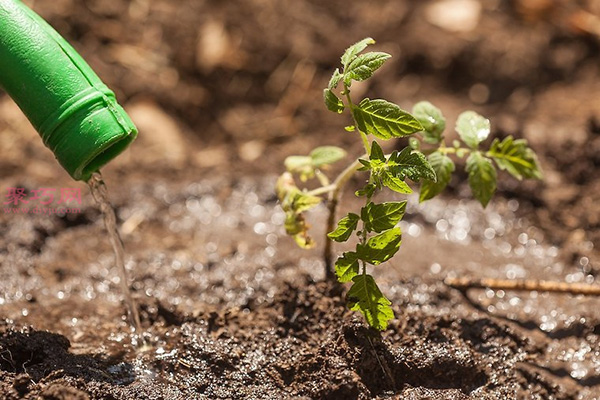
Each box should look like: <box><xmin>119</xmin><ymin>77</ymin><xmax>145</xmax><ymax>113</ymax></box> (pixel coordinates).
<box><xmin>1</xmin><ymin>0</ymin><xmax>600</xmax><ymax>399</ymax></box>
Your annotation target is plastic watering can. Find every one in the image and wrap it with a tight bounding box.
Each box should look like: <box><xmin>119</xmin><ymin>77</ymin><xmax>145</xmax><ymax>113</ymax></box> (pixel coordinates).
<box><xmin>0</xmin><ymin>0</ymin><xmax>137</xmax><ymax>181</ymax></box>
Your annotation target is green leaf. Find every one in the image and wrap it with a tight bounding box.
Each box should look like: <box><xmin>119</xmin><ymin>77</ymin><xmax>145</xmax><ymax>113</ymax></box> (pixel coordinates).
<box><xmin>283</xmin><ymin>210</ymin><xmax>314</xmax><ymax>248</ymax></box>
<box><xmin>347</xmin><ymin>274</ymin><xmax>394</xmax><ymax>331</ymax></box>
<box><xmin>341</xmin><ymin>37</ymin><xmax>375</xmax><ymax>68</ymax></box>
<box><xmin>356</xmin><ymin>183</ymin><xmax>376</xmax><ymax>198</ymax></box>
<box><xmin>466</xmin><ymin>151</ymin><xmax>497</xmax><ymax>207</ymax></box>
<box><xmin>412</xmin><ymin>101</ymin><xmax>446</xmax><ymax>144</ymax></box>
<box><xmin>284</xmin><ymin>155</ymin><xmax>312</xmax><ymax>172</ymax></box>
<box><xmin>328</xmin><ymin>213</ymin><xmax>360</xmax><ymax>242</ymax></box>
<box><xmin>357</xmin><ymin>158</ymin><xmax>372</xmax><ymax>172</ymax></box>
<box><xmin>335</xmin><ymin>252</ymin><xmax>360</xmax><ymax>283</ymax></box>
<box><xmin>292</xmin><ymin>192</ymin><xmax>322</xmax><ymax>213</ymax></box>
<box><xmin>488</xmin><ymin>136</ymin><xmax>542</xmax><ymax>180</ymax></box>
<box><xmin>357</xmin><ymin>227</ymin><xmax>402</xmax><ymax>265</ymax></box>
<box><xmin>352</xmin><ymin>99</ymin><xmax>423</xmax><ymax>140</ymax></box>
<box><xmin>381</xmin><ymin>171</ymin><xmax>412</xmax><ymax>194</ymax></box>
<box><xmin>361</xmin><ymin>202</ymin><xmax>407</xmax><ymax>233</ymax></box>
<box><xmin>419</xmin><ymin>151</ymin><xmax>455</xmax><ymax>202</ymax></box>
<box><xmin>310</xmin><ymin>146</ymin><xmax>347</xmax><ymax>167</ymax></box>
<box><xmin>284</xmin><ymin>212</ymin><xmax>303</xmax><ymax>235</ymax></box>
<box><xmin>328</xmin><ymin>68</ymin><xmax>343</xmax><ymax>90</ymax></box>
<box><xmin>456</xmin><ymin>111</ymin><xmax>490</xmax><ymax>149</ymax></box>
<box><xmin>293</xmin><ymin>233</ymin><xmax>315</xmax><ymax>249</ymax></box>
<box><xmin>369</xmin><ymin>140</ymin><xmax>385</xmax><ymax>161</ymax></box>
<box><xmin>283</xmin><ymin>206</ymin><xmax>316</xmax><ymax>249</ymax></box>
<box><xmin>388</xmin><ymin>148</ymin><xmax>436</xmax><ymax>182</ymax></box>
<box><xmin>284</xmin><ymin>147</ymin><xmax>346</xmax><ymax>181</ymax></box>
<box><xmin>284</xmin><ymin>156</ymin><xmax>314</xmax><ymax>181</ymax></box>
<box><xmin>344</xmin><ymin>52</ymin><xmax>391</xmax><ymax>85</ymax></box>
<box><xmin>345</xmin><ymin>125</ymin><xmax>356</xmax><ymax>132</ymax></box>
<box><xmin>276</xmin><ymin>172</ymin><xmax>297</xmax><ymax>204</ymax></box>
<box><xmin>324</xmin><ymin>89</ymin><xmax>344</xmax><ymax>113</ymax></box>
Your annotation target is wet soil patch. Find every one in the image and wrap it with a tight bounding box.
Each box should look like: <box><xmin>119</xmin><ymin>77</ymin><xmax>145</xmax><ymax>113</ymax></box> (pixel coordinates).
<box><xmin>0</xmin><ymin>280</ymin><xmax>554</xmax><ymax>399</ymax></box>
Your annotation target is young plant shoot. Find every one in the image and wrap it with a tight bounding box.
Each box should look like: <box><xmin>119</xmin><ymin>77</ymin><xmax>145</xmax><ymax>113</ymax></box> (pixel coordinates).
<box><xmin>277</xmin><ymin>38</ymin><xmax>542</xmax><ymax>331</ymax></box>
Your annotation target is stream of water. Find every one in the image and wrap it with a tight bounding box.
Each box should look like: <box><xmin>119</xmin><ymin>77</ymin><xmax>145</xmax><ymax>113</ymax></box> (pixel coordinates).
<box><xmin>88</xmin><ymin>171</ymin><xmax>144</xmax><ymax>346</ymax></box>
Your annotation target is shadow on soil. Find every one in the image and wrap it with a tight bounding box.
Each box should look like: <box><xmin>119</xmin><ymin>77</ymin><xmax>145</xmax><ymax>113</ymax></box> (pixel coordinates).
<box><xmin>0</xmin><ymin>325</ymin><xmax>134</xmax><ymax>386</ymax></box>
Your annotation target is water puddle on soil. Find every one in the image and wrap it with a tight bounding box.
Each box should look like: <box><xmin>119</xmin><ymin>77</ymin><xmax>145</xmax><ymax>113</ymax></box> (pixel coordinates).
<box><xmin>88</xmin><ymin>172</ymin><xmax>146</xmax><ymax>348</ymax></box>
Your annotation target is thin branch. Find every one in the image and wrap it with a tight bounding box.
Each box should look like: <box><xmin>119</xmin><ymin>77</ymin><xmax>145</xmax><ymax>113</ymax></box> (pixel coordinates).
<box><xmin>323</xmin><ymin>197</ymin><xmax>338</xmax><ymax>279</ymax></box>
<box><xmin>305</xmin><ymin>184</ymin><xmax>336</xmax><ymax>197</ymax></box>
<box><xmin>314</xmin><ymin>169</ymin><xmax>330</xmax><ymax>187</ymax></box>
<box><xmin>445</xmin><ymin>277</ymin><xmax>600</xmax><ymax>296</ymax></box>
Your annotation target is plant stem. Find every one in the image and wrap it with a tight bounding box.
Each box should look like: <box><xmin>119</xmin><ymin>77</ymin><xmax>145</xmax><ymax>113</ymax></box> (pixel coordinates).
<box><xmin>359</xmin><ymin>131</ymin><xmax>371</xmax><ymax>156</ymax></box>
<box><xmin>306</xmin><ymin>184</ymin><xmax>336</xmax><ymax>197</ymax></box>
<box><xmin>345</xmin><ymin>85</ymin><xmax>373</xmax><ymax>276</ymax></box>
<box><xmin>323</xmin><ymin>158</ymin><xmax>363</xmax><ymax>276</ymax></box>
<box><xmin>323</xmin><ymin>197</ymin><xmax>338</xmax><ymax>280</ymax></box>
<box><xmin>323</xmin><ymin>84</ymin><xmax>376</xmax><ymax>278</ymax></box>
<box><xmin>359</xmin><ymin>191</ymin><xmax>371</xmax><ymax>276</ymax></box>
<box><xmin>422</xmin><ymin>145</ymin><xmax>470</xmax><ymax>156</ymax></box>
<box><xmin>343</xmin><ymin>85</ymin><xmax>371</xmax><ymax>155</ymax></box>
<box><xmin>322</xmin><ymin>147</ymin><xmax>401</xmax><ymax>271</ymax></box>
<box><xmin>315</xmin><ymin>169</ymin><xmax>330</xmax><ymax>187</ymax></box>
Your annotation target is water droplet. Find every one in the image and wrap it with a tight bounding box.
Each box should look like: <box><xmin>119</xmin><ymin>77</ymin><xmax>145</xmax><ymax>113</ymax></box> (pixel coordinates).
<box><xmin>253</xmin><ymin>222</ymin><xmax>267</xmax><ymax>235</ymax></box>
<box><xmin>518</xmin><ymin>233</ymin><xmax>528</xmax><ymax>245</ymax></box>
<box><xmin>484</xmin><ymin>228</ymin><xmax>496</xmax><ymax>240</ymax></box>
<box><xmin>507</xmin><ymin>199</ymin><xmax>519</xmax><ymax>212</ymax></box>
<box><xmin>540</xmin><ymin>315</ymin><xmax>557</xmax><ymax>332</ymax></box>
<box><xmin>436</xmin><ymin>219</ymin><xmax>449</xmax><ymax>232</ymax></box>
<box><xmin>570</xmin><ymin>364</ymin><xmax>588</xmax><ymax>380</ymax></box>
<box><xmin>407</xmin><ymin>223</ymin><xmax>422</xmax><ymax>237</ymax></box>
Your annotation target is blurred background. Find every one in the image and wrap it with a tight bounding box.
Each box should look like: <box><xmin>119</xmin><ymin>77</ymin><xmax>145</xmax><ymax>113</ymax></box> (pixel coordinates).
<box><xmin>2</xmin><ymin>0</ymin><xmax>600</xmax><ymax>244</ymax></box>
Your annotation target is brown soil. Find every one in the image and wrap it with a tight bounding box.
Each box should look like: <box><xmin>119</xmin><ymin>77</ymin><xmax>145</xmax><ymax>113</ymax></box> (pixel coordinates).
<box><xmin>1</xmin><ymin>0</ymin><xmax>600</xmax><ymax>399</ymax></box>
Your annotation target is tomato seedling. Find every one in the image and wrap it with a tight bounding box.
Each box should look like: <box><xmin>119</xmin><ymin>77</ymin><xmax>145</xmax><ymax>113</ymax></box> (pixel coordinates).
<box><xmin>277</xmin><ymin>38</ymin><xmax>542</xmax><ymax>330</ymax></box>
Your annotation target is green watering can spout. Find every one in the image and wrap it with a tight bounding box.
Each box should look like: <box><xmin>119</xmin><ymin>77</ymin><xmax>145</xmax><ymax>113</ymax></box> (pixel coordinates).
<box><xmin>0</xmin><ymin>0</ymin><xmax>137</xmax><ymax>181</ymax></box>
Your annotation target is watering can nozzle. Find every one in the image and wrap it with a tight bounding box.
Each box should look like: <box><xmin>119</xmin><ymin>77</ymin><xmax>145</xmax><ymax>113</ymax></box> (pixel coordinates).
<box><xmin>0</xmin><ymin>0</ymin><xmax>137</xmax><ymax>181</ymax></box>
